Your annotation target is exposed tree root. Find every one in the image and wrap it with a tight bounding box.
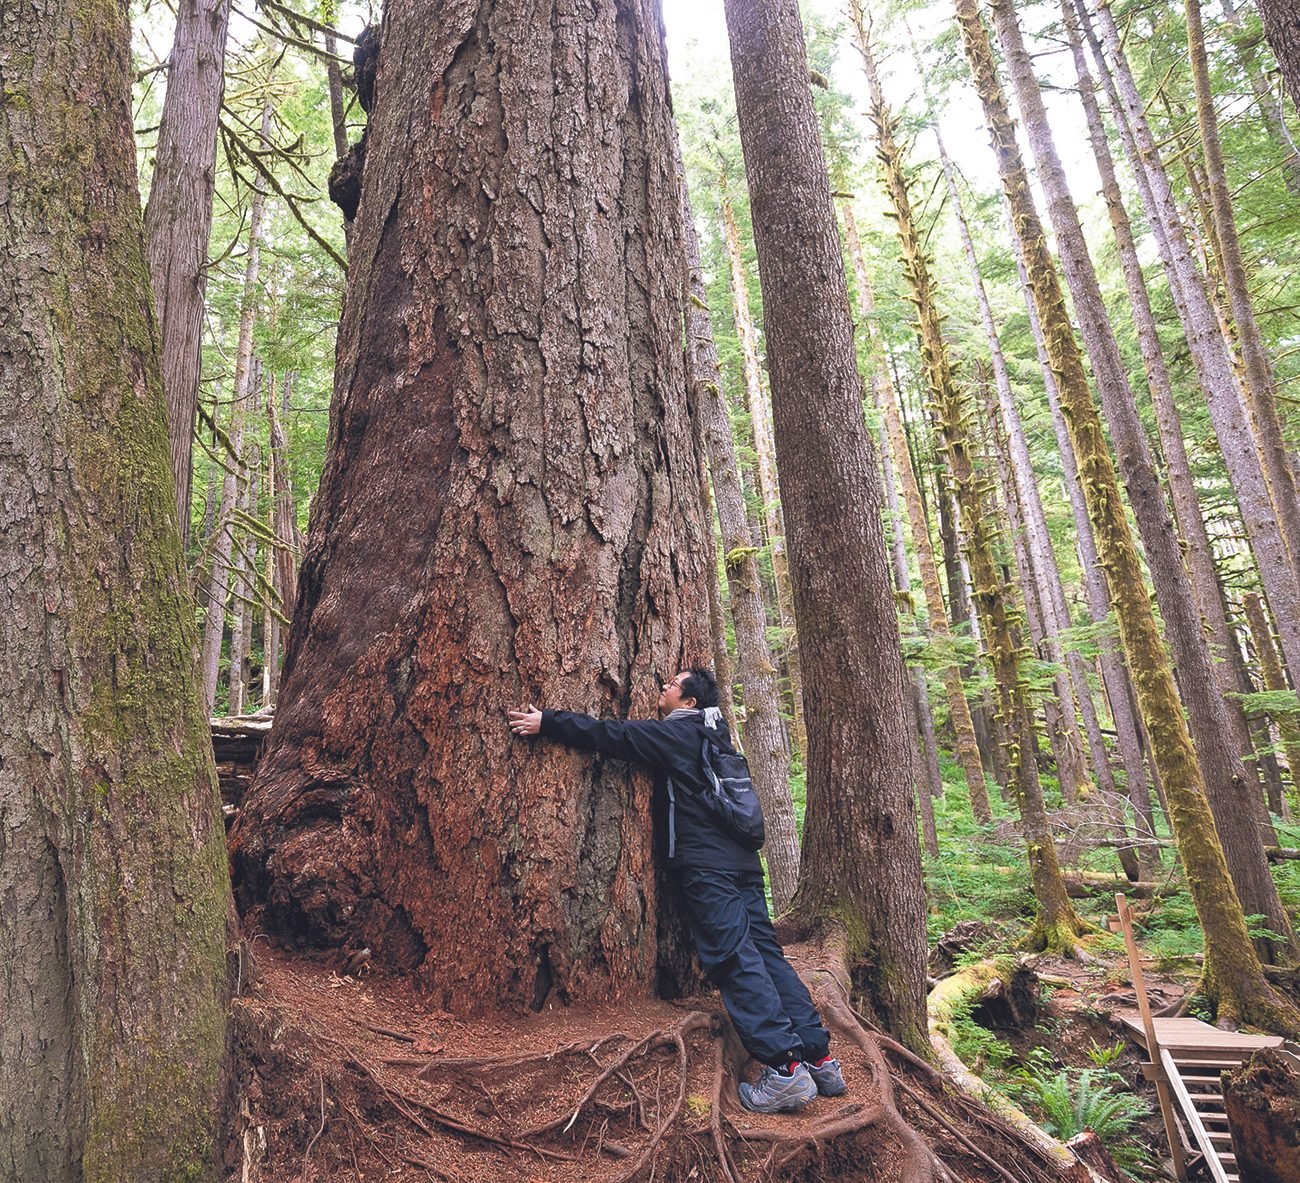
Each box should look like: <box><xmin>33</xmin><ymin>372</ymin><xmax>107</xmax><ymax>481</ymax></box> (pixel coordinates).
<box><xmin>233</xmin><ymin>944</ymin><xmax>1125</xmax><ymax>1182</ymax></box>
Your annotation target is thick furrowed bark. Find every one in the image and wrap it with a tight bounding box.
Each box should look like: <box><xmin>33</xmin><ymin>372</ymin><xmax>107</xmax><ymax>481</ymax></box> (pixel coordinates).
<box><xmin>232</xmin><ymin>0</ymin><xmax>713</xmax><ymax>1010</ymax></box>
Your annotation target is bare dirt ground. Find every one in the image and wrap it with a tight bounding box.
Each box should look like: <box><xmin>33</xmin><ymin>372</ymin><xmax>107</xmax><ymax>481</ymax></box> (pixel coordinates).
<box><xmin>230</xmin><ymin>942</ymin><xmax>1108</xmax><ymax>1183</ymax></box>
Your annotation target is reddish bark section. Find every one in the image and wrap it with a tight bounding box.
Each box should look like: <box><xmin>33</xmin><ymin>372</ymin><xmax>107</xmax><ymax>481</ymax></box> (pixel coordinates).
<box><xmin>231</xmin><ymin>0</ymin><xmax>711</xmax><ymax>1013</ymax></box>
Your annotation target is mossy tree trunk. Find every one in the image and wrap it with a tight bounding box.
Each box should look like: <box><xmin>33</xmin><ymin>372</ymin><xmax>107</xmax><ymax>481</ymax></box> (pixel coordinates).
<box><xmin>681</xmin><ymin>157</ymin><xmax>801</xmax><ymax>912</ymax></box>
<box><xmin>1003</xmin><ymin>203</ymin><xmax>1158</xmax><ymax>871</ymax></box>
<box><xmin>932</xmin><ymin>128</ymin><xmax>1099</xmax><ymax>805</ymax></box>
<box><xmin>959</xmin><ymin>0</ymin><xmax>1300</xmax><ymax>1025</ymax></box>
<box><xmin>1185</xmin><ymin>0</ymin><xmax>1300</xmax><ymax>565</ymax></box>
<box><xmin>721</xmin><ymin>0</ymin><xmax>930</xmax><ymax>1049</ymax></box>
<box><xmin>0</xmin><ymin>0</ymin><xmax>233</xmax><ymax>1176</ymax></box>
<box><xmin>144</xmin><ymin>0</ymin><xmax>233</xmax><ymax>547</ymax></box>
<box><xmin>717</xmin><ymin>175</ymin><xmax>807</xmax><ymax>761</ymax></box>
<box><xmin>856</xmin><ymin>20</ymin><xmax>1085</xmax><ymax>952</ymax></box>
<box><xmin>841</xmin><ymin>200</ymin><xmax>993</xmax><ymax>825</ymax></box>
<box><xmin>1062</xmin><ymin>0</ymin><xmax>1267</xmax><ymax>810</ymax></box>
<box><xmin>1084</xmin><ymin>0</ymin><xmax>1300</xmax><ymax>687</ymax></box>
<box><xmin>231</xmin><ymin>0</ymin><xmax>714</xmax><ymax>1010</ymax></box>
<box><xmin>988</xmin><ymin>0</ymin><xmax>1296</xmax><ymax>963</ymax></box>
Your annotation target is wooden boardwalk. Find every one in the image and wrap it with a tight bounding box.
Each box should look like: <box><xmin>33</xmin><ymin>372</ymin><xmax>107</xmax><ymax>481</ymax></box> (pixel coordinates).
<box><xmin>1117</xmin><ymin>1009</ymin><xmax>1285</xmax><ymax>1182</ymax></box>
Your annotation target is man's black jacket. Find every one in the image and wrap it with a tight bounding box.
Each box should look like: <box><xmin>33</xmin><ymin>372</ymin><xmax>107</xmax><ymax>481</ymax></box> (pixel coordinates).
<box><xmin>539</xmin><ymin>707</ymin><xmax>762</xmax><ymax>873</ymax></box>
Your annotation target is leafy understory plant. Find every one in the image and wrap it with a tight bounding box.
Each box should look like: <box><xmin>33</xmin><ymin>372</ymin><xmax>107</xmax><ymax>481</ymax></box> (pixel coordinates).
<box><xmin>1013</xmin><ymin>1067</ymin><xmax>1154</xmax><ymax>1176</ymax></box>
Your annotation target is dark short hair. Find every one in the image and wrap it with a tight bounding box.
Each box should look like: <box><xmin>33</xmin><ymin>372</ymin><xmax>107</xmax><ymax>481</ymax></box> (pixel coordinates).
<box><xmin>680</xmin><ymin>667</ymin><xmax>720</xmax><ymax>709</ymax></box>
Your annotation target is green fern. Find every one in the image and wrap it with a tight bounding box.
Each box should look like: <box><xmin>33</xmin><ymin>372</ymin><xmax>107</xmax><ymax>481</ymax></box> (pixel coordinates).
<box><xmin>1013</xmin><ymin>1068</ymin><xmax>1154</xmax><ymax>1175</ymax></box>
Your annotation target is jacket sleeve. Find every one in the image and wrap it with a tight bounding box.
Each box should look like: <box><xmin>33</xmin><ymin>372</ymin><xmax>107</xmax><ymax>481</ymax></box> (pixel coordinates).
<box><xmin>540</xmin><ymin>710</ymin><xmax>678</xmax><ymax>771</ymax></box>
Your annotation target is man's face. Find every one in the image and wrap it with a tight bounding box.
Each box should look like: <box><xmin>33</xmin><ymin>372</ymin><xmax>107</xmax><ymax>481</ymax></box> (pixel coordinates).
<box><xmin>657</xmin><ymin>671</ymin><xmax>693</xmax><ymax>715</ymax></box>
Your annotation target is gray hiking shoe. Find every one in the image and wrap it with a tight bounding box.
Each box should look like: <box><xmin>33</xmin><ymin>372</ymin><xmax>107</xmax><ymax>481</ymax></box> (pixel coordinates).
<box><xmin>807</xmin><ymin>1056</ymin><xmax>847</xmax><ymax>1097</ymax></box>
<box><xmin>738</xmin><ymin>1063</ymin><xmax>818</xmax><ymax>1113</ymax></box>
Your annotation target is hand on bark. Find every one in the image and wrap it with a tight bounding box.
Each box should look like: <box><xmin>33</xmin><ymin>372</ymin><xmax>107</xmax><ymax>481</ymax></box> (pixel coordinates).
<box><xmin>508</xmin><ymin>705</ymin><xmax>542</xmax><ymax>737</ymax></box>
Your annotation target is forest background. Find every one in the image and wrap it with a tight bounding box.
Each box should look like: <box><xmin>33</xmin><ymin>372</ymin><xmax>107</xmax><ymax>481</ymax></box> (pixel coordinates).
<box><xmin>5</xmin><ymin>0</ymin><xmax>1300</xmax><ymax>1175</ymax></box>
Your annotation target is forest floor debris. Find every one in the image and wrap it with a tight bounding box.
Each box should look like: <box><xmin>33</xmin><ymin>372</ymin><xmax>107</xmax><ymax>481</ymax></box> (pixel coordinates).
<box><xmin>231</xmin><ymin>942</ymin><xmax>1113</xmax><ymax>1183</ymax></box>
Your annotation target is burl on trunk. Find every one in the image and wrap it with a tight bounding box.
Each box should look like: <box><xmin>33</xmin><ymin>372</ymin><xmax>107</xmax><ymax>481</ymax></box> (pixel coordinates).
<box><xmin>231</xmin><ymin>0</ymin><xmax>713</xmax><ymax>1012</ymax></box>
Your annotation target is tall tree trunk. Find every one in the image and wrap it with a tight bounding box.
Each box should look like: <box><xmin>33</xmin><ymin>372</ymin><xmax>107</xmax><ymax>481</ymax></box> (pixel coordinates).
<box><xmin>856</xmin><ymin>21</ymin><xmax>1084</xmax><ymax>951</ymax></box>
<box><xmin>1185</xmin><ymin>0</ymin><xmax>1300</xmax><ymax>571</ymax></box>
<box><xmin>681</xmin><ymin>160</ymin><xmax>801</xmax><ymax>912</ymax></box>
<box><xmin>1243</xmin><ymin>592</ymin><xmax>1300</xmax><ymax>812</ymax></box>
<box><xmin>879</xmin><ymin>416</ymin><xmax>947</xmax><ymax>823</ymax></box>
<box><xmin>1003</xmin><ymin>200</ymin><xmax>1157</xmax><ymax>868</ymax></box>
<box><xmin>959</xmin><ymin>0</ymin><xmax>1299</xmax><ymax>1025</ymax></box>
<box><xmin>201</xmin><ymin>104</ymin><xmax>272</xmax><ymax>713</ymax></box>
<box><xmin>231</xmin><ymin>0</ymin><xmax>714</xmax><ymax>1010</ymax></box>
<box><xmin>722</xmin><ymin>0</ymin><xmax>929</xmax><ymax>1049</ymax></box>
<box><xmin>144</xmin><ymin>0</ymin><xmax>233</xmax><ymax>549</ymax></box>
<box><xmin>263</xmin><ymin>414</ymin><xmax>280</xmax><ymax>706</ymax></box>
<box><xmin>1085</xmin><ymin>0</ymin><xmax>1300</xmax><ymax>686</ymax></box>
<box><xmin>0</xmin><ymin>1</ymin><xmax>232</xmax><ymax>1175</ymax></box>
<box><xmin>992</xmin><ymin>0</ymin><xmax>1295</xmax><ymax>964</ymax></box>
<box><xmin>840</xmin><ymin>201</ymin><xmax>992</xmax><ymax>823</ymax></box>
<box><xmin>1062</xmin><ymin>0</ymin><xmax>1267</xmax><ymax>808</ymax></box>
<box><xmin>717</xmin><ymin>177</ymin><xmax>807</xmax><ymax>760</ymax></box>
<box><xmin>930</xmin><ymin>127</ymin><xmax>1098</xmax><ymax>803</ymax></box>
<box><xmin>1255</xmin><ymin>0</ymin><xmax>1300</xmax><ymax>112</ymax></box>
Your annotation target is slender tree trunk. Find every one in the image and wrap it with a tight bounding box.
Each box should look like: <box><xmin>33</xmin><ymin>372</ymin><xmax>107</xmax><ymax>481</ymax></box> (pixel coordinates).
<box><xmin>1085</xmin><ymin>0</ymin><xmax>1300</xmax><ymax>685</ymax></box>
<box><xmin>1063</xmin><ymin>0</ymin><xmax>1267</xmax><ymax>805</ymax></box>
<box><xmin>1003</xmin><ymin>200</ymin><xmax>1157</xmax><ymax>867</ymax></box>
<box><xmin>1186</xmin><ymin>0</ymin><xmax>1300</xmax><ymax>571</ymax></box>
<box><xmin>268</xmin><ymin>380</ymin><xmax>299</xmax><ymax>619</ymax></box>
<box><xmin>202</xmin><ymin>104</ymin><xmax>272</xmax><ymax>713</ymax></box>
<box><xmin>878</xmin><ymin>418</ymin><xmax>947</xmax><ymax>821</ymax></box>
<box><xmin>991</xmin><ymin>0</ymin><xmax>1296</xmax><ymax>964</ymax></box>
<box><xmin>722</xmin><ymin>0</ymin><xmax>930</xmax><ymax>1048</ymax></box>
<box><xmin>856</xmin><ymin>19</ymin><xmax>1083</xmax><ymax>951</ymax></box>
<box><xmin>841</xmin><ymin>201</ymin><xmax>992</xmax><ymax>823</ymax></box>
<box><xmin>263</xmin><ymin>420</ymin><xmax>279</xmax><ymax>706</ymax></box>
<box><xmin>231</xmin><ymin>0</ymin><xmax>717</xmax><ymax>1010</ymax></box>
<box><xmin>144</xmin><ymin>0</ymin><xmax>234</xmax><ymax>549</ymax></box>
<box><xmin>681</xmin><ymin>162</ymin><xmax>801</xmax><ymax>912</ymax></box>
<box><xmin>1243</xmin><ymin>592</ymin><xmax>1300</xmax><ymax>813</ymax></box>
<box><xmin>960</xmin><ymin>0</ymin><xmax>1299</xmax><ymax>1024</ymax></box>
<box><xmin>717</xmin><ymin>178</ymin><xmax>807</xmax><ymax>760</ymax></box>
<box><xmin>932</xmin><ymin>129</ymin><xmax>1097</xmax><ymax>803</ymax></box>
<box><xmin>0</xmin><ymin>2</ymin><xmax>232</xmax><ymax>1175</ymax></box>
<box><xmin>1255</xmin><ymin>0</ymin><xmax>1300</xmax><ymax>112</ymax></box>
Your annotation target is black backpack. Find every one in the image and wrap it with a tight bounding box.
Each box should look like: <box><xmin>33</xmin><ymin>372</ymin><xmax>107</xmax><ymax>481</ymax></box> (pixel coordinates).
<box><xmin>698</xmin><ymin>733</ymin><xmax>766</xmax><ymax>851</ymax></box>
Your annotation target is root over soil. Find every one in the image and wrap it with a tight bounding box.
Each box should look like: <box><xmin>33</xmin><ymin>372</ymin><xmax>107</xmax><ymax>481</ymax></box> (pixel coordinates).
<box><xmin>231</xmin><ymin>942</ymin><xmax>1116</xmax><ymax>1182</ymax></box>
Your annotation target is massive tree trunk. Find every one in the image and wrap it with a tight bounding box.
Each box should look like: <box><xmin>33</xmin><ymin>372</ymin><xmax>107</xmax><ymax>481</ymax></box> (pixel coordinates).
<box><xmin>144</xmin><ymin>0</ymin><xmax>233</xmax><ymax>548</ymax></box>
<box><xmin>857</xmin><ymin>21</ymin><xmax>1085</xmax><ymax>951</ymax></box>
<box><xmin>231</xmin><ymin>0</ymin><xmax>713</xmax><ymax>1012</ymax></box>
<box><xmin>681</xmin><ymin>159</ymin><xmax>801</xmax><ymax>912</ymax></box>
<box><xmin>1255</xmin><ymin>0</ymin><xmax>1300</xmax><ymax>112</ymax></box>
<box><xmin>721</xmin><ymin>0</ymin><xmax>929</xmax><ymax>1049</ymax></box>
<box><xmin>958</xmin><ymin>0</ymin><xmax>1299</xmax><ymax>1028</ymax></box>
<box><xmin>0</xmin><ymin>2</ymin><xmax>232</xmax><ymax>1177</ymax></box>
<box><xmin>841</xmin><ymin>200</ymin><xmax>992</xmax><ymax>824</ymax></box>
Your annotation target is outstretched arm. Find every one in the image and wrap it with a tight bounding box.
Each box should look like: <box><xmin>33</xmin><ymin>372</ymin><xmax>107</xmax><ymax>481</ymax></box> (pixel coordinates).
<box><xmin>507</xmin><ymin>705</ymin><xmax>677</xmax><ymax>770</ymax></box>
